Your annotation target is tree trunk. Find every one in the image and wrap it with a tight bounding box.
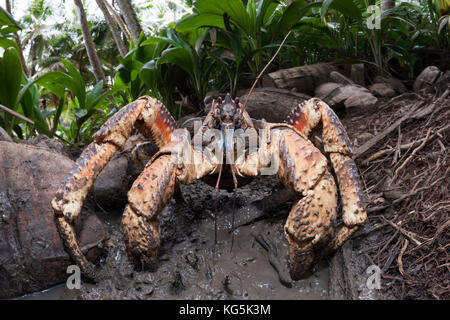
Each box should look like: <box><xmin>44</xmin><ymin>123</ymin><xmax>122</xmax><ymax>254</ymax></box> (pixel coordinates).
<box><xmin>73</xmin><ymin>0</ymin><xmax>107</xmax><ymax>84</ymax></box>
<box><xmin>115</xmin><ymin>0</ymin><xmax>143</xmax><ymax>44</ymax></box>
<box><xmin>381</xmin><ymin>0</ymin><xmax>396</xmax><ymax>12</ymax></box>
<box><xmin>103</xmin><ymin>0</ymin><xmax>131</xmax><ymax>42</ymax></box>
<box><xmin>4</xmin><ymin>0</ymin><xmax>30</xmax><ymax>77</ymax></box>
<box><xmin>96</xmin><ymin>0</ymin><xmax>127</xmax><ymax>56</ymax></box>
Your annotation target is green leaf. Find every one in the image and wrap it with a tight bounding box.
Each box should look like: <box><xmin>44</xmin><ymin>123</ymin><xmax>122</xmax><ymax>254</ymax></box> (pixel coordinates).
<box><xmin>321</xmin><ymin>0</ymin><xmax>363</xmax><ymax>22</ymax></box>
<box><xmin>159</xmin><ymin>47</ymin><xmax>194</xmax><ymax>78</ymax></box>
<box><xmin>176</xmin><ymin>13</ymin><xmax>226</xmax><ymax>32</ymax></box>
<box><xmin>86</xmin><ymin>81</ymin><xmax>104</xmax><ymax>110</ymax></box>
<box><xmin>0</xmin><ymin>47</ymin><xmax>22</xmax><ymax>110</ymax></box>
<box><xmin>61</xmin><ymin>59</ymin><xmax>86</xmax><ymax>107</ymax></box>
<box><xmin>277</xmin><ymin>1</ymin><xmax>321</xmax><ymax>36</ymax></box>
<box><xmin>0</xmin><ymin>6</ymin><xmax>21</xmax><ymax>34</ymax></box>
<box><xmin>193</xmin><ymin>0</ymin><xmax>251</xmax><ymax>35</ymax></box>
<box><xmin>0</xmin><ymin>38</ymin><xmax>18</xmax><ymax>50</ymax></box>
<box><xmin>86</xmin><ymin>82</ymin><xmax>112</xmax><ymax>111</ymax></box>
<box><xmin>139</xmin><ymin>60</ymin><xmax>158</xmax><ymax>90</ymax></box>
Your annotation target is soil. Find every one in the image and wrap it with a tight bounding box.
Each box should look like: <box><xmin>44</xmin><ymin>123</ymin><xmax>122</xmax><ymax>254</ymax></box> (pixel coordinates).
<box><xmin>19</xmin><ymin>176</ymin><xmax>330</xmax><ymax>300</ymax></box>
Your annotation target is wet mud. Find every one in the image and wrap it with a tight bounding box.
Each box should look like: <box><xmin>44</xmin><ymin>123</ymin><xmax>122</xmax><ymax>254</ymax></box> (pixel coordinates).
<box><xmin>18</xmin><ymin>176</ymin><xmax>331</xmax><ymax>300</ymax></box>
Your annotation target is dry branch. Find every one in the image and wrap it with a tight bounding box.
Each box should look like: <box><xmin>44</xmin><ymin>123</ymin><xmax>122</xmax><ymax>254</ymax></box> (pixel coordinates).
<box><xmin>382</xmin><ymin>216</ymin><xmax>425</xmax><ymax>246</ymax></box>
<box><xmin>397</xmin><ymin>239</ymin><xmax>410</xmax><ymax>279</ymax></box>
<box><xmin>390</xmin><ymin>128</ymin><xmax>432</xmax><ymax>184</ymax></box>
<box><xmin>361</xmin><ymin>124</ymin><xmax>450</xmax><ymax>165</ymax></box>
<box><xmin>354</xmin><ymin>101</ymin><xmax>424</xmax><ymax>160</ymax></box>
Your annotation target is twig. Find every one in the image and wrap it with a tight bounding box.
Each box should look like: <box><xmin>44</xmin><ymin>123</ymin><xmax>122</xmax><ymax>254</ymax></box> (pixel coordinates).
<box><xmin>392</xmin><ymin>126</ymin><xmax>402</xmax><ymax>165</ymax></box>
<box><xmin>0</xmin><ymin>103</ymin><xmax>35</xmax><ymax>124</ymax></box>
<box><xmin>361</xmin><ymin>124</ymin><xmax>450</xmax><ymax>165</ymax></box>
<box><xmin>392</xmin><ymin>170</ymin><xmax>447</xmax><ymax>204</ymax></box>
<box><xmin>390</xmin><ymin>128</ymin><xmax>432</xmax><ymax>185</ymax></box>
<box><xmin>397</xmin><ymin>239</ymin><xmax>410</xmax><ymax>279</ymax></box>
<box><xmin>378</xmin><ymin>92</ymin><xmax>422</xmax><ymax>111</ymax></box>
<box><xmin>354</xmin><ymin>101</ymin><xmax>424</xmax><ymax>160</ymax></box>
<box><xmin>382</xmin><ymin>216</ymin><xmax>424</xmax><ymax>246</ymax></box>
<box><xmin>243</xmin><ymin>31</ymin><xmax>292</xmax><ymax>111</ymax></box>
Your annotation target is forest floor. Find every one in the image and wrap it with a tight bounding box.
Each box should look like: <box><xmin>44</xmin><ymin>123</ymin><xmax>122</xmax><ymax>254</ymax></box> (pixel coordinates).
<box><xmin>18</xmin><ymin>88</ymin><xmax>449</xmax><ymax>300</ymax></box>
<box><xmin>340</xmin><ymin>88</ymin><xmax>449</xmax><ymax>300</ymax></box>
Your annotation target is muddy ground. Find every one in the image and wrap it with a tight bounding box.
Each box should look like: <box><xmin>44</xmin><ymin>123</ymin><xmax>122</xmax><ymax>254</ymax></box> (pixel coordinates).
<box><xmin>20</xmin><ymin>175</ymin><xmax>335</xmax><ymax>300</ymax></box>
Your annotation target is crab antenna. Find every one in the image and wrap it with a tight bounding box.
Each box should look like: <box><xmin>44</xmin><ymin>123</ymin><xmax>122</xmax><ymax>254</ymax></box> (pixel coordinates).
<box><xmin>242</xmin><ymin>31</ymin><xmax>292</xmax><ymax>112</ymax></box>
<box><xmin>229</xmin><ymin>163</ymin><xmax>238</xmax><ymax>253</ymax></box>
<box><xmin>214</xmin><ymin>163</ymin><xmax>224</xmax><ymax>252</ymax></box>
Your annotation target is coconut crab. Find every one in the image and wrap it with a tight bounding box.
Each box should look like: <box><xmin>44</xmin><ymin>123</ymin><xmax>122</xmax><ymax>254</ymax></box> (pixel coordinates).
<box><xmin>51</xmin><ymin>94</ymin><xmax>366</xmax><ymax>281</ymax></box>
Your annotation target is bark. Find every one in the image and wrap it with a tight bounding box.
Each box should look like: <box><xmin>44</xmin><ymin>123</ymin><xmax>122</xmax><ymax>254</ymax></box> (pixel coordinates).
<box><xmin>265</xmin><ymin>62</ymin><xmax>339</xmax><ymax>96</ymax></box>
<box><xmin>103</xmin><ymin>0</ymin><xmax>131</xmax><ymax>42</ymax></box>
<box><xmin>381</xmin><ymin>0</ymin><xmax>396</xmax><ymax>12</ymax></box>
<box><xmin>4</xmin><ymin>0</ymin><xmax>30</xmax><ymax>77</ymax></box>
<box><xmin>96</xmin><ymin>0</ymin><xmax>127</xmax><ymax>56</ymax></box>
<box><xmin>115</xmin><ymin>0</ymin><xmax>143</xmax><ymax>44</ymax></box>
<box><xmin>73</xmin><ymin>0</ymin><xmax>107</xmax><ymax>84</ymax></box>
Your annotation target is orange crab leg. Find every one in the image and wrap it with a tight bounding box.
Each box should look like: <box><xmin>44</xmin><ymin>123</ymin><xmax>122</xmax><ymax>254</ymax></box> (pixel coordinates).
<box><xmin>285</xmin><ymin>98</ymin><xmax>366</xmax><ymax>248</ymax></box>
<box><xmin>52</xmin><ymin>97</ymin><xmax>178</xmax><ymax>279</ymax></box>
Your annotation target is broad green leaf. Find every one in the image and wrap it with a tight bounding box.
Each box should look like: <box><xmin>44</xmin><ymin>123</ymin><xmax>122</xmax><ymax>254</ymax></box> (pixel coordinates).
<box><xmin>0</xmin><ymin>7</ymin><xmax>21</xmax><ymax>34</ymax></box>
<box><xmin>193</xmin><ymin>0</ymin><xmax>251</xmax><ymax>35</ymax></box>
<box><xmin>176</xmin><ymin>13</ymin><xmax>226</xmax><ymax>32</ymax></box>
<box><xmin>86</xmin><ymin>81</ymin><xmax>104</xmax><ymax>110</ymax></box>
<box><xmin>277</xmin><ymin>1</ymin><xmax>321</xmax><ymax>36</ymax></box>
<box><xmin>139</xmin><ymin>60</ymin><xmax>158</xmax><ymax>90</ymax></box>
<box><xmin>61</xmin><ymin>59</ymin><xmax>86</xmax><ymax>107</ymax></box>
<box><xmin>159</xmin><ymin>47</ymin><xmax>194</xmax><ymax>78</ymax></box>
<box><xmin>0</xmin><ymin>38</ymin><xmax>18</xmax><ymax>50</ymax></box>
<box><xmin>321</xmin><ymin>0</ymin><xmax>363</xmax><ymax>22</ymax></box>
<box><xmin>0</xmin><ymin>47</ymin><xmax>22</xmax><ymax>110</ymax></box>
<box><xmin>86</xmin><ymin>84</ymin><xmax>112</xmax><ymax>111</ymax></box>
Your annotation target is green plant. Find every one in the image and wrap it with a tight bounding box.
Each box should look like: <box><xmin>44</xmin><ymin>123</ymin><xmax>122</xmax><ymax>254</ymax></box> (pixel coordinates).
<box><xmin>19</xmin><ymin>59</ymin><xmax>113</xmax><ymax>143</ymax></box>
<box><xmin>176</xmin><ymin>0</ymin><xmax>319</xmax><ymax>94</ymax></box>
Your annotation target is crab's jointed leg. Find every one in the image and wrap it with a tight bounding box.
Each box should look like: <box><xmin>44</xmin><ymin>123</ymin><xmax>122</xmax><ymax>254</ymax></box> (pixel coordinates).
<box><xmin>272</xmin><ymin>128</ymin><xmax>339</xmax><ymax>279</ymax></box>
<box><xmin>286</xmin><ymin>98</ymin><xmax>366</xmax><ymax>249</ymax></box>
<box><xmin>286</xmin><ymin>98</ymin><xmax>367</xmax><ymax>250</ymax></box>
<box><xmin>51</xmin><ymin>97</ymin><xmax>177</xmax><ymax>278</ymax></box>
<box><xmin>236</xmin><ymin>98</ymin><xmax>366</xmax><ymax>280</ymax></box>
<box><xmin>122</xmin><ymin>131</ymin><xmax>217</xmax><ymax>270</ymax></box>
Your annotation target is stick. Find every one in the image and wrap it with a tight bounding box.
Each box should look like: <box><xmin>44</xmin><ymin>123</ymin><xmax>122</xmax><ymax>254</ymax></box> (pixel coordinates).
<box><xmin>243</xmin><ymin>31</ymin><xmax>292</xmax><ymax>111</ymax></box>
<box><xmin>392</xmin><ymin>175</ymin><xmax>447</xmax><ymax>204</ymax></box>
<box><xmin>382</xmin><ymin>216</ymin><xmax>424</xmax><ymax>246</ymax></box>
<box><xmin>0</xmin><ymin>104</ymin><xmax>35</xmax><ymax>124</ymax></box>
<box><xmin>361</xmin><ymin>124</ymin><xmax>450</xmax><ymax>165</ymax></box>
<box><xmin>397</xmin><ymin>239</ymin><xmax>410</xmax><ymax>279</ymax></box>
<box><xmin>390</xmin><ymin>128</ymin><xmax>432</xmax><ymax>185</ymax></box>
<box><xmin>353</xmin><ymin>101</ymin><xmax>424</xmax><ymax>160</ymax></box>
<box><xmin>392</xmin><ymin>126</ymin><xmax>401</xmax><ymax>165</ymax></box>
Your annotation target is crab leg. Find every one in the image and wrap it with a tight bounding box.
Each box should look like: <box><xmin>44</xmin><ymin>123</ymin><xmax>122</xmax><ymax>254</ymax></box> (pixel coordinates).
<box><xmin>122</xmin><ymin>132</ymin><xmax>217</xmax><ymax>270</ymax></box>
<box><xmin>269</xmin><ymin>128</ymin><xmax>338</xmax><ymax>279</ymax></box>
<box><xmin>122</xmin><ymin>153</ymin><xmax>177</xmax><ymax>270</ymax></box>
<box><xmin>286</xmin><ymin>98</ymin><xmax>366</xmax><ymax>250</ymax></box>
<box><xmin>52</xmin><ymin>97</ymin><xmax>177</xmax><ymax>278</ymax></box>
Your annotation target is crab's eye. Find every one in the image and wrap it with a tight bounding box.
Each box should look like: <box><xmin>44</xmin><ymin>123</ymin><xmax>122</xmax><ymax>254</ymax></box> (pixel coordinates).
<box><xmin>234</xmin><ymin>98</ymin><xmax>240</xmax><ymax>105</ymax></box>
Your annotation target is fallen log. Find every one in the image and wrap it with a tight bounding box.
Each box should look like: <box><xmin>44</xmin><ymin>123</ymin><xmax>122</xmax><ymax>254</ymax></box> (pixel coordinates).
<box><xmin>265</xmin><ymin>62</ymin><xmax>338</xmax><ymax>95</ymax></box>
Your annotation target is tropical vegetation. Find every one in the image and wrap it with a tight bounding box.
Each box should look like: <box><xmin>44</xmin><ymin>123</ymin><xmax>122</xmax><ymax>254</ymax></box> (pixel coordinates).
<box><xmin>0</xmin><ymin>0</ymin><xmax>448</xmax><ymax>144</ymax></box>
